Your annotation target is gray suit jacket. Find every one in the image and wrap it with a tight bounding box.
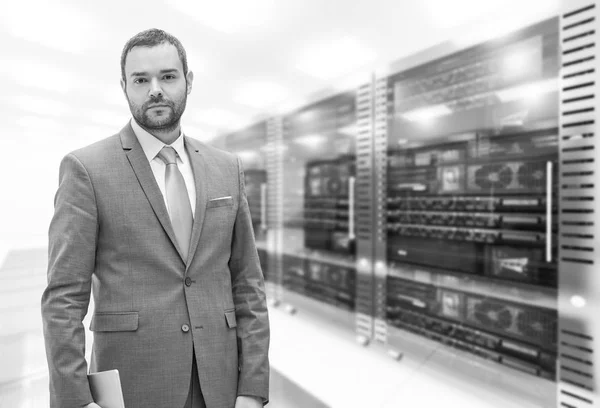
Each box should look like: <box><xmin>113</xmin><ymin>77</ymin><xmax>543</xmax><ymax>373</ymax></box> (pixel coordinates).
<box><xmin>41</xmin><ymin>123</ymin><xmax>270</xmax><ymax>408</ymax></box>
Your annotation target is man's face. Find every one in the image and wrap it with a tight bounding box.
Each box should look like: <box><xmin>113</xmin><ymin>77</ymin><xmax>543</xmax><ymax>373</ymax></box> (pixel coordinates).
<box><xmin>121</xmin><ymin>43</ymin><xmax>193</xmax><ymax>131</ymax></box>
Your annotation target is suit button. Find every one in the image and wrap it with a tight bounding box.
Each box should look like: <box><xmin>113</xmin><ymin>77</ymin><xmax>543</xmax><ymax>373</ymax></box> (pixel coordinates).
<box><xmin>181</xmin><ymin>324</ymin><xmax>190</xmax><ymax>333</ymax></box>
<box><xmin>184</xmin><ymin>277</ymin><xmax>192</xmax><ymax>287</ymax></box>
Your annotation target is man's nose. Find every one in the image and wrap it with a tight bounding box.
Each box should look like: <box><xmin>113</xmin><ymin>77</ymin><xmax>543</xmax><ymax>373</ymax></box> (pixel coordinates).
<box><xmin>149</xmin><ymin>78</ymin><xmax>163</xmax><ymax>98</ymax></box>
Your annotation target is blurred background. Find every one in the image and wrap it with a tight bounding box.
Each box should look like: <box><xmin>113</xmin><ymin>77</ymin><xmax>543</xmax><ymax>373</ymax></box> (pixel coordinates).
<box><xmin>2</xmin><ymin>0</ymin><xmax>599</xmax><ymax>407</ymax></box>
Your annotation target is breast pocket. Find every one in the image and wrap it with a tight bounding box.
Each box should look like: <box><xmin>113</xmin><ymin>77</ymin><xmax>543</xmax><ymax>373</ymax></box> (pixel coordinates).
<box><xmin>90</xmin><ymin>312</ymin><xmax>139</xmax><ymax>332</ymax></box>
<box><xmin>207</xmin><ymin>196</ymin><xmax>234</xmax><ymax>209</ymax></box>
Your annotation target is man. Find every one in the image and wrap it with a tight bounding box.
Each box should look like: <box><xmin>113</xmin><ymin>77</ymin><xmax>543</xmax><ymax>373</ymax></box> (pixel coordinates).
<box><xmin>41</xmin><ymin>28</ymin><xmax>270</xmax><ymax>408</ymax></box>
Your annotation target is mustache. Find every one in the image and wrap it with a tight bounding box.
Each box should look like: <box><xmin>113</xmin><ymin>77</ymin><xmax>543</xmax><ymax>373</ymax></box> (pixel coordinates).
<box><xmin>143</xmin><ymin>98</ymin><xmax>173</xmax><ymax>110</ymax></box>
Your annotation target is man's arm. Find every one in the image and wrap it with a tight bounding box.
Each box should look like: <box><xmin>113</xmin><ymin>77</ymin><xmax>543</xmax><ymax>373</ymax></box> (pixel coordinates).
<box><xmin>228</xmin><ymin>156</ymin><xmax>270</xmax><ymax>405</ymax></box>
<box><xmin>41</xmin><ymin>153</ymin><xmax>98</xmax><ymax>408</ymax></box>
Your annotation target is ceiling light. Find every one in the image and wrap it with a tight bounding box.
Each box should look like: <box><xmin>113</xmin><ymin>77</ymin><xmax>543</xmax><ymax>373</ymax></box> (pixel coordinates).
<box><xmin>570</xmin><ymin>295</ymin><xmax>586</xmax><ymax>308</ymax></box>
<box><xmin>233</xmin><ymin>81</ymin><xmax>288</xmax><ymax>109</ymax></box>
<box><xmin>501</xmin><ymin>37</ymin><xmax>543</xmax><ymax>80</ymax></box>
<box><xmin>496</xmin><ymin>78</ymin><xmax>557</xmax><ymax>103</ymax></box>
<box><xmin>400</xmin><ymin>104</ymin><xmax>452</xmax><ymax>122</ymax></box>
<box><xmin>294</xmin><ymin>134</ymin><xmax>326</xmax><ymax>148</ymax></box>
<box><xmin>168</xmin><ymin>0</ymin><xmax>274</xmax><ymax>34</ymax></box>
<box><xmin>296</xmin><ymin>36</ymin><xmax>377</xmax><ymax>80</ymax></box>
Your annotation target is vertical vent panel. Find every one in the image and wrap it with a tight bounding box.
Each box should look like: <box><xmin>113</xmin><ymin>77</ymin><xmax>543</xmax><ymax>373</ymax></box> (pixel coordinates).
<box><xmin>560</xmin><ymin>2</ymin><xmax>597</xmax><ymax>267</ymax></box>
<box><xmin>372</xmin><ymin>77</ymin><xmax>390</xmax><ymax>344</ymax></box>
<box><xmin>355</xmin><ymin>81</ymin><xmax>375</xmax><ymax>339</ymax></box>
<box><xmin>559</xmin><ymin>2</ymin><xmax>598</xmax><ymax>407</ymax></box>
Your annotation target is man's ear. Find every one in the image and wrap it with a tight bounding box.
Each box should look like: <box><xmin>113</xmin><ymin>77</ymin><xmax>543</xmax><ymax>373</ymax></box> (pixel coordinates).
<box><xmin>186</xmin><ymin>71</ymin><xmax>194</xmax><ymax>95</ymax></box>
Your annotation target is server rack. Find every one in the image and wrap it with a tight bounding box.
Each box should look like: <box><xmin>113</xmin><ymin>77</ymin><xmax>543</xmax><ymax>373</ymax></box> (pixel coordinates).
<box><xmin>217</xmin><ymin>1</ymin><xmax>600</xmax><ymax>406</ymax></box>
<box><xmin>374</xmin><ymin>17</ymin><xmax>561</xmax><ymax>407</ymax></box>
<box><xmin>277</xmin><ymin>91</ymin><xmax>361</xmax><ymax>330</ymax></box>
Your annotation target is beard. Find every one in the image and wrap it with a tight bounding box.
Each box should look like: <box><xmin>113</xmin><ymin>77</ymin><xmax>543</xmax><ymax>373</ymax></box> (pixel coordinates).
<box><xmin>127</xmin><ymin>89</ymin><xmax>187</xmax><ymax>133</ymax></box>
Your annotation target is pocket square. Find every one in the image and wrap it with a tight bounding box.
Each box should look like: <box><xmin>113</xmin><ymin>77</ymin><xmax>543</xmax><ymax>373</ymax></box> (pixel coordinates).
<box><xmin>207</xmin><ymin>196</ymin><xmax>234</xmax><ymax>208</ymax></box>
<box><xmin>210</xmin><ymin>196</ymin><xmax>232</xmax><ymax>201</ymax></box>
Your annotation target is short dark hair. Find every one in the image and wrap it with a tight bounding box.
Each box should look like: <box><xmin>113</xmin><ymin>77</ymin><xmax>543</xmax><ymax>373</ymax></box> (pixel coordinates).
<box><xmin>120</xmin><ymin>28</ymin><xmax>188</xmax><ymax>82</ymax></box>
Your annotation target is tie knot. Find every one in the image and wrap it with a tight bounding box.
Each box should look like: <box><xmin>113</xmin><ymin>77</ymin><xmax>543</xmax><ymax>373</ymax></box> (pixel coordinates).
<box><xmin>157</xmin><ymin>146</ymin><xmax>178</xmax><ymax>165</ymax></box>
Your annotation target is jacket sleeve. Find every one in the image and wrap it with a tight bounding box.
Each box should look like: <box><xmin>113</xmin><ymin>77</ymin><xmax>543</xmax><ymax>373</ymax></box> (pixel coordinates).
<box><xmin>229</xmin><ymin>156</ymin><xmax>270</xmax><ymax>405</ymax></box>
<box><xmin>41</xmin><ymin>153</ymin><xmax>97</xmax><ymax>408</ymax></box>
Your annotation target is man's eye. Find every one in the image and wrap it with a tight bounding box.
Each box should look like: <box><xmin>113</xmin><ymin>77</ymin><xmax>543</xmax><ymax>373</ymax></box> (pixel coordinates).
<box><xmin>164</xmin><ymin>75</ymin><xmax>175</xmax><ymax>80</ymax></box>
<box><xmin>134</xmin><ymin>78</ymin><xmax>147</xmax><ymax>84</ymax></box>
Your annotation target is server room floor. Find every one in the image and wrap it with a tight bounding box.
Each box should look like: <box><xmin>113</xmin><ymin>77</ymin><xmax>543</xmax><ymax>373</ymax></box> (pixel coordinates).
<box><xmin>1</xmin><ymin>247</ymin><xmax>555</xmax><ymax>407</ymax></box>
<box><xmin>268</xmin><ymin>302</ymin><xmax>555</xmax><ymax>408</ymax></box>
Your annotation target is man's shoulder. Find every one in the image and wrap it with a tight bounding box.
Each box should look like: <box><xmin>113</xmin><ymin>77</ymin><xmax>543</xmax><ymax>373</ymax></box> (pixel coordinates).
<box><xmin>66</xmin><ymin>133</ymin><xmax>122</xmax><ymax>166</ymax></box>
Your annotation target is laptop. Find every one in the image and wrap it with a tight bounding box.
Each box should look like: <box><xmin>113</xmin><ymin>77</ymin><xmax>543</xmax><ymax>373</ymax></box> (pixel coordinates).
<box><xmin>88</xmin><ymin>369</ymin><xmax>125</xmax><ymax>408</ymax></box>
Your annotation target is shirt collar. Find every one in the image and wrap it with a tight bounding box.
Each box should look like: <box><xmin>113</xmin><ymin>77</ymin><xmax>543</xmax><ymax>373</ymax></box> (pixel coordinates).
<box><xmin>130</xmin><ymin>118</ymin><xmax>187</xmax><ymax>164</ymax></box>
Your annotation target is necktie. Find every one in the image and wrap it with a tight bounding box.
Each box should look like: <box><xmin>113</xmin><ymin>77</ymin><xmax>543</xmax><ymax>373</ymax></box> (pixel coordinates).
<box><xmin>157</xmin><ymin>146</ymin><xmax>193</xmax><ymax>261</ymax></box>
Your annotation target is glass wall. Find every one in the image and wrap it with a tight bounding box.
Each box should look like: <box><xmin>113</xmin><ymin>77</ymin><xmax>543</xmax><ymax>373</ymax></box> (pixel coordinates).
<box><xmin>382</xmin><ymin>17</ymin><xmax>559</xmax><ymax>406</ymax></box>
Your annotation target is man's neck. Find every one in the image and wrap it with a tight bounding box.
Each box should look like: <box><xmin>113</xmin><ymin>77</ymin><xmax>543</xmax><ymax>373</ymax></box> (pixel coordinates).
<box><xmin>140</xmin><ymin>122</ymin><xmax>181</xmax><ymax>145</ymax></box>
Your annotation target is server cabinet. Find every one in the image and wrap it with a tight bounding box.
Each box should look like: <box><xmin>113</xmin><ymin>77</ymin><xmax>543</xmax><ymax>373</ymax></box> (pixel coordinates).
<box><xmin>279</xmin><ymin>91</ymin><xmax>362</xmax><ymax>329</ymax></box>
<box><xmin>375</xmin><ymin>17</ymin><xmax>561</xmax><ymax>407</ymax></box>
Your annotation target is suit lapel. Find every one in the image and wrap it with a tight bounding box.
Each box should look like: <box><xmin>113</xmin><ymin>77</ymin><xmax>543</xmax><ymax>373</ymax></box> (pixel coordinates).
<box><xmin>185</xmin><ymin>137</ymin><xmax>208</xmax><ymax>270</ymax></box>
<box><xmin>119</xmin><ymin>123</ymin><xmax>187</xmax><ymax>263</ymax></box>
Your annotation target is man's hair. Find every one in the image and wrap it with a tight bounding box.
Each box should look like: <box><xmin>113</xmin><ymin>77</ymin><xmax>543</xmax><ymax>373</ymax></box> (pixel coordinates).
<box><xmin>120</xmin><ymin>28</ymin><xmax>188</xmax><ymax>82</ymax></box>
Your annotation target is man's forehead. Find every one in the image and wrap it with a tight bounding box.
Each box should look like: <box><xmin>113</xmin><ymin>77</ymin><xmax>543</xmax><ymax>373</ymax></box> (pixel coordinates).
<box><xmin>125</xmin><ymin>43</ymin><xmax>182</xmax><ymax>72</ymax></box>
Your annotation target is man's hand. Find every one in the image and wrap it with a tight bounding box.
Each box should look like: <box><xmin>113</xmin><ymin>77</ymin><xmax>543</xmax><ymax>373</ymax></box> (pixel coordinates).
<box><xmin>235</xmin><ymin>395</ymin><xmax>263</xmax><ymax>408</ymax></box>
<box><xmin>84</xmin><ymin>403</ymin><xmax>102</xmax><ymax>408</ymax></box>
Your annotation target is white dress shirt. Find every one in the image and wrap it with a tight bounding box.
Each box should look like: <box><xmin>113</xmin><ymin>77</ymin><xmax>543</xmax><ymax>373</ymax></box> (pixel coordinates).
<box><xmin>130</xmin><ymin>119</ymin><xmax>196</xmax><ymax>218</ymax></box>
